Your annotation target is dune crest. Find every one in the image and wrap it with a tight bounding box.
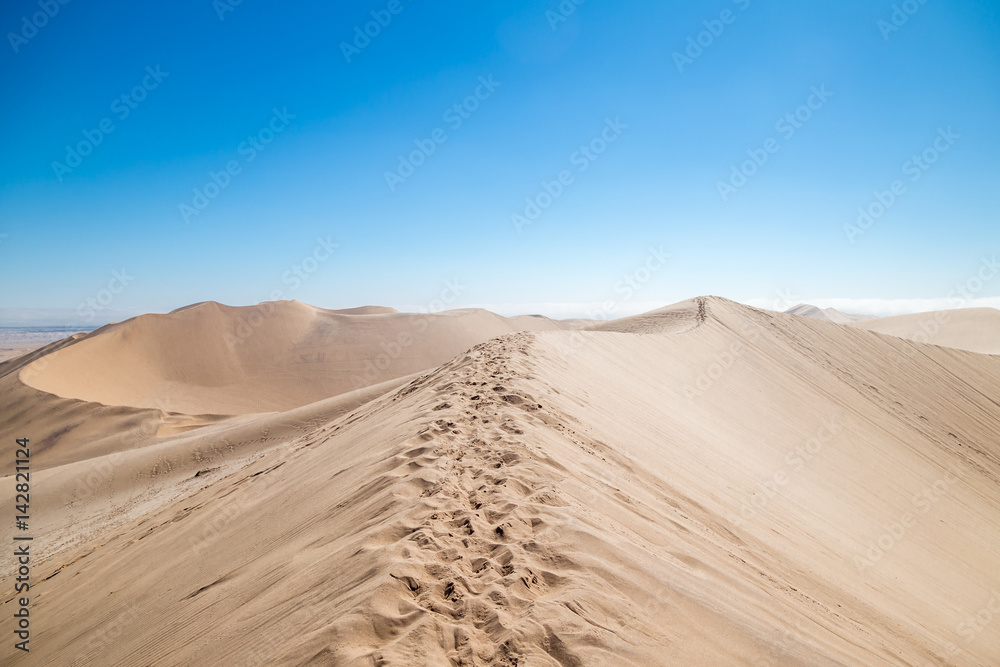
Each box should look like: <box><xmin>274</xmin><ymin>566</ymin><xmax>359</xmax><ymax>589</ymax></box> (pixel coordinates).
<box><xmin>17</xmin><ymin>300</ymin><xmax>580</xmax><ymax>416</ymax></box>
<box><xmin>4</xmin><ymin>297</ymin><xmax>998</xmax><ymax>665</ymax></box>
<box><xmin>586</xmin><ymin>296</ymin><xmax>708</xmax><ymax>334</ymax></box>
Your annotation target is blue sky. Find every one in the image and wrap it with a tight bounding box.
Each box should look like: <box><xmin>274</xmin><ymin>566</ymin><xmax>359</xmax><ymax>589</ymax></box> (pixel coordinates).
<box><xmin>1</xmin><ymin>0</ymin><xmax>998</xmax><ymax>324</ymax></box>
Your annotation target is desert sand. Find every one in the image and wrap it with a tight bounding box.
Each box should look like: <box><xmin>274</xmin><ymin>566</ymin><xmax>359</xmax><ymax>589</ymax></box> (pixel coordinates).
<box><xmin>848</xmin><ymin>307</ymin><xmax>1000</xmax><ymax>355</ymax></box>
<box><xmin>18</xmin><ymin>301</ymin><xmax>585</xmax><ymax>415</ymax></box>
<box><xmin>1</xmin><ymin>297</ymin><xmax>999</xmax><ymax>665</ymax></box>
<box><xmin>0</xmin><ymin>346</ymin><xmax>41</xmax><ymax>363</ymax></box>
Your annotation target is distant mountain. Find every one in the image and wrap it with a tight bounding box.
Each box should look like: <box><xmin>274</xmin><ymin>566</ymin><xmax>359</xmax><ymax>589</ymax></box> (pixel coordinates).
<box><xmin>784</xmin><ymin>303</ymin><xmax>876</xmax><ymax>324</ymax></box>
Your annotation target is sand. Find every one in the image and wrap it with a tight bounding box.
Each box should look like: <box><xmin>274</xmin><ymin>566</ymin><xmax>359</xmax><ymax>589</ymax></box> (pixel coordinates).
<box><xmin>1</xmin><ymin>297</ymin><xmax>998</xmax><ymax>665</ymax></box>
<box><xmin>0</xmin><ymin>346</ymin><xmax>38</xmax><ymax>362</ymax></box>
<box><xmin>18</xmin><ymin>301</ymin><xmax>585</xmax><ymax>415</ymax></box>
<box><xmin>848</xmin><ymin>307</ymin><xmax>1000</xmax><ymax>355</ymax></box>
<box><xmin>0</xmin><ymin>301</ymin><xmax>586</xmax><ymax>479</ymax></box>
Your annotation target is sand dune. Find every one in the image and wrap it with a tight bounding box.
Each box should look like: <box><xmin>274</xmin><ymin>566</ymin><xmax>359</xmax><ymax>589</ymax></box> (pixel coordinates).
<box><xmin>17</xmin><ymin>300</ymin><xmax>582</xmax><ymax>416</ymax></box>
<box><xmin>849</xmin><ymin>307</ymin><xmax>1000</xmax><ymax>355</ymax></box>
<box><xmin>3</xmin><ymin>296</ymin><xmax>998</xmax><ymax>665</ymax></box>
<box><xmin>586</xmin><ymin>296</ymin><xmax>707</xmax><ymax>334</ymax></box>
<box><xmin>783</xmin><ymin>303</ymin><xmax>874</xmax><ymax>324</ymax></box>
<box><xmin>0</xmin><ymin>301</ymin><xmax>582</xmax><ymax>479</ymax></box>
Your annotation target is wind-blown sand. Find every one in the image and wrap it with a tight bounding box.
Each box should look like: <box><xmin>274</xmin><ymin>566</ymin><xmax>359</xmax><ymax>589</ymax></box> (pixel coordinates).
<box><xmin>1</xmin><ymin>297</ymin><xmax>998</xmax><ymax>665</ymax></box>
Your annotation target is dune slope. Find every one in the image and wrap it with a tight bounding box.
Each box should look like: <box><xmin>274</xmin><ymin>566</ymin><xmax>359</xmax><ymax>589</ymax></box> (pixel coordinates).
<box><xmin>3</xmin><ymin>297</ymin><xmax>999</xmax><ymax>665</ymax></box>
<box><xmin>18</xmin><ymin>300</ymin><xmax>581</xmax><ymax>416</ymax></box>
<box><xmin>849</xmin><ymin>307</ymin><xmax>1000</xmax><ymax>355</ymax></box>
<box><xmin>0</xmin><ymin>302</ymin><xmax>584</xmax><ymax>477</ymax></box>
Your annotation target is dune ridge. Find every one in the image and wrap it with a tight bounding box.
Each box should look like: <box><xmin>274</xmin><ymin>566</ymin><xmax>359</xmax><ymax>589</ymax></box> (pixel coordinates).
<box><xmin>16</xmin><ymin>300</ymin><xmax>583</xmax><ymax>416</ymax></box>
<box><xmin>3</xmin><ymin>297</ymin><xmax>998</xmax><ymax>665</ymax></box>
<box><xmin>0</xmin><ymin>301</ymin><xmax>583</xmax><ymax>483</ymax></box>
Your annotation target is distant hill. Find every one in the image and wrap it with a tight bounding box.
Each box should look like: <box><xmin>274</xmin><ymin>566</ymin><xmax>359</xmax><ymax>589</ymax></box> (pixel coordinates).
<box><xmin>784</xmin><ymin>303</ymin><xmax>876</xmax><ymax>324</ymax></box>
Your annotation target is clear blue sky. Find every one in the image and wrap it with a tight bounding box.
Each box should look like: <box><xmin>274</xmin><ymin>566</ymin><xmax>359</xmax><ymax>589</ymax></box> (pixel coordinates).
<box><xmin>1</xmin><ymin>0</ymin><xmax>998</xmax><ymax>323</ymax></box>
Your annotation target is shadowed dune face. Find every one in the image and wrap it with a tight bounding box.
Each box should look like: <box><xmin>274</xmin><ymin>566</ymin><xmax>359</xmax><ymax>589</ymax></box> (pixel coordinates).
<box><xmin>5</xmin><ymin>296</ymin><xmax>999</xmax><ymax>665</ymax></box>
<box><xmin>849</xmin><ymin>307</ymin><xmax>1000</xmax><ymax>355</ymax></box>
<box><xmin>17</xmin><ymin>300</ymin><xmax>580</xmax><ymax>415</ymax></box>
